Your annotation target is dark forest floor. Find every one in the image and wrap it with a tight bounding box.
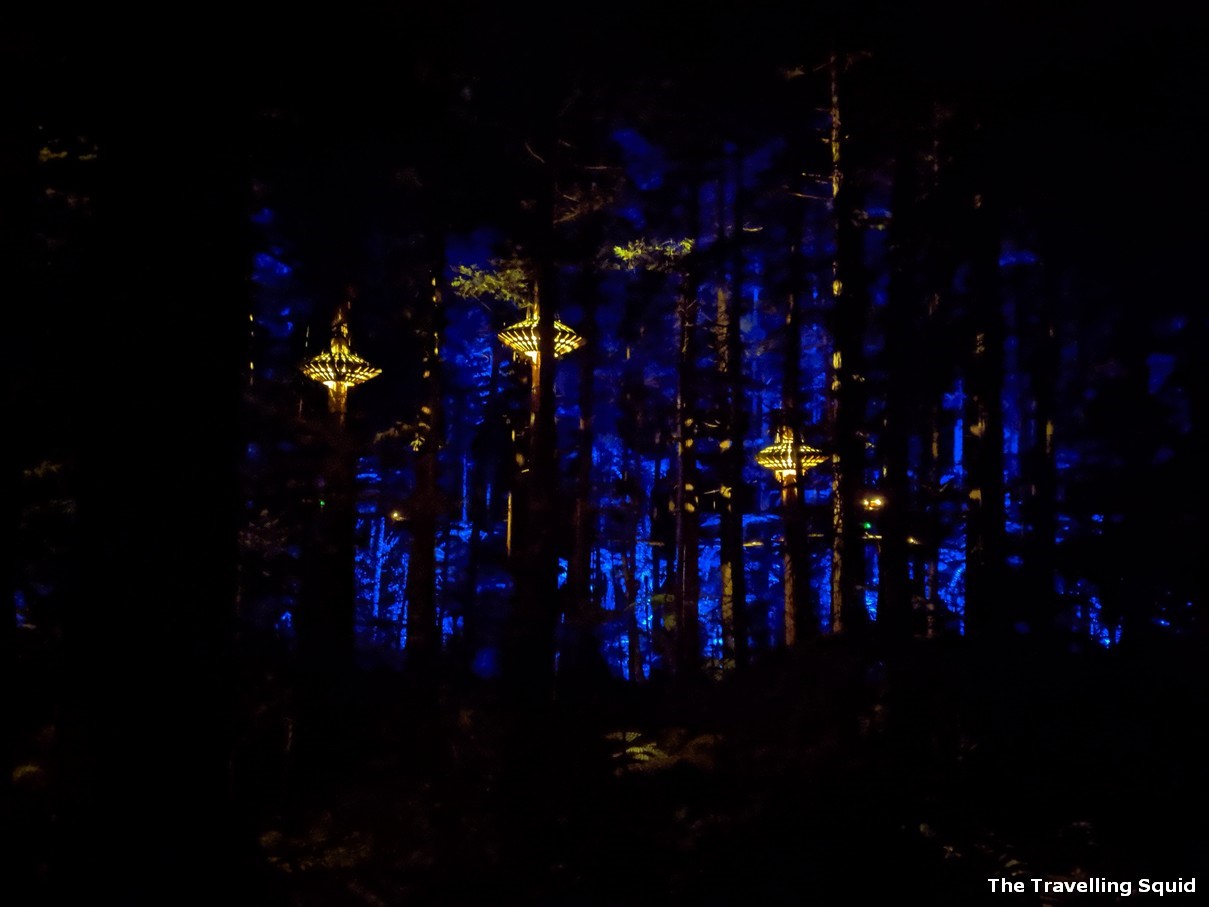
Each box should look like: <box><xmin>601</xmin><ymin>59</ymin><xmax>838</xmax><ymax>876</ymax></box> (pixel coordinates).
<box><xmin>11</xmin><ymin>634</ymin><xmax>1209</xmax><ymax>905</ymax></box>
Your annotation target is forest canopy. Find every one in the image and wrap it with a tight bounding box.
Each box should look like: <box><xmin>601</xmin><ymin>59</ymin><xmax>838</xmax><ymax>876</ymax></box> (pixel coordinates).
<box><xmin>7</xmin><ymin>4</ymin><xmax>1206</xmax><ymax>902</ymax></box>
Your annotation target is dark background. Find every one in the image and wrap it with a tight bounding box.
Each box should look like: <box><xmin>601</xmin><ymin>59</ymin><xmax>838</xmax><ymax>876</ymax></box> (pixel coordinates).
<box><xmin>5</xmin><ymin>2</ymin><xmax>1207</xmax><ymax>903</ymax></box>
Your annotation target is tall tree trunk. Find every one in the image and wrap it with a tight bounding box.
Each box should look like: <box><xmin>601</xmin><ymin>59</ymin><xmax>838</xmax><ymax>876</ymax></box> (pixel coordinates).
<box><xmin>781</xmin><ymin>217</ymin><xmax>813</xmax><ymax>646</ymax></box>
<box><xmin>1</xmin><ymin>98</ymin><xmax>39</xmax><ymax>862</ymax></box>
<box><xmin>463</xmin><ymin>338</ymin><xmax>507</xmax><ymax>667</ymax></box>
<box><xmin>65</xmin><ymin>83</ymin><xmax>247</xmax><ymax>896</ymax></box>
<box><xmin>566</xmin><ymin>274</ymin><xmax>596</xmax><ymax>620</ymax></box>
<box><xmin>674</xmin><ymin>280</ymin><xmax>702</xmax><ymax>671</ymax></box>
<box><xmin>301</xmin><ymin>419</ymin><xmax>358</xmax><ymax>674</ymax></box>
<box><xmin>1021</xmin><ymin>256</ymin><xmax>1060</xmax><ymax>638</ymax></box>
<box><xmin>828</xmin><ymin>54</ymin><xmax>869</xmax><ymax>635</ymax></box>
<box><xmin>506</xmin><ymin>104</ymin><xmax>561</xmax><ymax>709</ymax></box>
<box><xmin>559</xmin><ymin>265</ymin><xmax>608</xmax><ymax>697</ymax></box>
<box><xmin>923</xmin><ymin>397</ymin><xmax>945</xmax><ymax>638</ymax></box>
<box><xmin>404</xmin><ymin>258</ymin><xmax>445</xmax><ymax>681</ymax></box>
<box><xmin>1109</xmin><ymin>327</ymin><xmax>1154</xmax><ymax>649</ymax></box>
<box><xmin>878</xmin><ymin>116</ymin><xmax>922</xmax><ymax>640</ymax></box>
<box><xmin>718</xmin><ymin>284</ymin><xmax>750</xmax><ymax>669</ymax></box>
<box><xmin>716</xmin><ymin>147</ymin><xmax>749</xmax><ymax>671</ymax></box>
<box><xmin>961</xmin><ymin>135</ymin><xmax>1008</xmax><ymax>640</ymax></box>
<box><xmin>622</xmin><ymin>547</ymin><xmax>644</xmax><ymax>682</ymax></box>
<box><xmin>918</xmin><ymin>103</ymin><xmax>954</xmax><ymax>639</ymax></box>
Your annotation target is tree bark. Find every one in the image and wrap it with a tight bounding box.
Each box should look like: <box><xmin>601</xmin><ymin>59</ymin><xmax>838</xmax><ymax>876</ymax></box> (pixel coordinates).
<box><xmin>781</xmin><ymin>226</ymin><xmax>812</xmax><ymax>646</ymax></box>
<box><xmin>1021</xmin><ymin>257</ymin><xmax>1060</xmax><ymax>638</ymax></box>
<box><xmin>878</xmin><ymin>115</ymin><xmax>922</xmax><ymax>640</ymax></box>
<box><xmin>64</xmin><ymin>81</ymin><xmax>248</xmax><ymax>896</ymax></box>
<box><xmin>674</xmin><ymin>285</ymin><xmax>702</xmax><ymax>671</ymax></box>
<box><xmin>828</xmin><ymin>55</ymin><xmax>869</xmax><ymax>635</ymax></box>
<box><xmin>404</xmin><ymin>259</ymin><xmax>444</xmax><ymax>681</ymax></box>
<box><xmin>716</xmin><ymin>148</ymin><xmax>750</xmax><ymax>670</ymax></box>
<box><xmin>505</xmin><ymin>102</ymin><xmax>561</xmax><ymax>709</ymax></box>
<box><xmin>960</xmin><ymin>140</ymin><xmax>1008</xmax><ymax>640</ymax></box>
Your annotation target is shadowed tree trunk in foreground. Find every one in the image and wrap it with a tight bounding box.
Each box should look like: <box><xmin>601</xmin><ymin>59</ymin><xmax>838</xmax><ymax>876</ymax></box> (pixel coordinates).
<box><xmin>829</xmin><ymin>54</ymin><xmax>869</xmax><ymax>635</ymax></box>
<box><xmin>61</xmin><ymin>81</ymin><xmax>253</xmax><ymax>898</ymax></box>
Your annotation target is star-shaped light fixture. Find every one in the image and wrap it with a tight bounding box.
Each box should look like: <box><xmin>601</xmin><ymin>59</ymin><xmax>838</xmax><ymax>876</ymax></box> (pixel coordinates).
<box><xmin>756</xmin><ymin>428</ymin><xmax>827</xmax><ymax>485</ymax></box>
<box><xmin>497</xmin><ymin>308</ymin><xmax>585</xmax><ymax>361</ymax></box>
<box><xmin>301</xmin><ymin>305</ymin><xmax>381</xmax><ymax>419</ymax></box>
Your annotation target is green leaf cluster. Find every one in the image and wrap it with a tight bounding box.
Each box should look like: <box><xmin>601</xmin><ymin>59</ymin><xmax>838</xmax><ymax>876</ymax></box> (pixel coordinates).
<box><xmin>448</xmin><ymin>260</ymin><xmax>531</xmax><ymax>307</ymax></box>
<box><xmin>610</xmin><ymin>238</ymin><xmax>694</xmax><ymax>273</ymax></box>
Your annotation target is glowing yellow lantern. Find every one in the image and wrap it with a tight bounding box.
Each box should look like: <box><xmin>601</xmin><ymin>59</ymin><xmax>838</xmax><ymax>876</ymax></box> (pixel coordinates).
<box><xmin>756</xmin><ymin>428</ymin><xmax>827</xmax><ymax>484</ymax></box>
<box><xmin>497</xmin><ymin>310</ymin><xmax>585</xmax><ymax>361</ymax></box>
<box><xmin>300</xmin><ymin>307</ymin><xmax>381</xmax><ymax>418</ymax></box>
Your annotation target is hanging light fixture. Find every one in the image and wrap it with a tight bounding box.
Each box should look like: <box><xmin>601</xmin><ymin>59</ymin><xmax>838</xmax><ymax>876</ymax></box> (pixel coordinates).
<box><xmin>497</xmin><ymin>309</ymin><xmax>585</xmax><ymax>361</ymax></box>
<box><xmin>756</xmin><ymin>428</ymin><xmax>827</xmax><ymax>484</ymax></box>
<box><xmin>301</xmin><ymin>305</ymin><xmax>381</xmax><ymax>417</ymax></box>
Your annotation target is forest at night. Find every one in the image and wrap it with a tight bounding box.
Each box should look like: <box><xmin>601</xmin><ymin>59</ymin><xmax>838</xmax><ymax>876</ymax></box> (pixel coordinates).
<box><xmin>6</xmin><ymin>2</ymin><xmax>1207</xmax><ymax>903</ymax></box>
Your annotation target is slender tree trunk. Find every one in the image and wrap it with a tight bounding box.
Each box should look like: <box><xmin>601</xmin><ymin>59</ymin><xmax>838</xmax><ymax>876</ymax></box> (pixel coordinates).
<box><xmin>781</xmin><ymin>364</ymin><xmax>807</xmax><ymax>647</ymax></box>
<box><xmin>828</xmin><ymin>54</ymin><xmax>869</xmax><ymax>635</ymax></box>
<box><xmin>716</xmin><ymin>148</ymin><xmax>749</xmax><ymax>670</ymax></box>
<box><xmin>781</xmin><ymin>212</ymin><xmax>815</xmax><ymax>646</ymax></box>
<box><xmin>918</xmin><ymin>103</ymin><xmax>953</xmax><ymax>639</ymax></box>
<box><xmin>674</xmin><ymin>283</ymin><xmax>702</xmax><ymax>671</ymax></box>
<box><xmin>463</xmin><ymin>339</ymin><xmax>506</xmax><ymax>666</ymax></box>
<box><xmin>1</xmin><ymin>99</ymin><xmax>39</xmax><ymax>864</ymax></box>
<box><xmin>879</xmin><ymin>118</ymin><xmax>921</xmax><ymax>640</ymax></box>
<box><xmin>559</xmin><ymin>266</ymin><xmax>609</xmax><ymax>697</ymax></box>
<box><xmin>923</xmin><ymin>398</ymin><xmax>945</xmax><ymax>638</ymax></box>
<box><xmin>404</xmin><ymin>258</ymin><xmax>444</xmax><ymax>680</ymax></box>
<box><xmin>622</xmin><ymin>547</ymin><xmax>644</xmax><ymax>682</ymax></box>
<box><xmin>1111</xmin><ymin>334</ymin><xmax>1154</xmax><ymax>649</ymax></box>
<box><xmin>1021</xmin><ymin>258</ymin><xmax>1060</xmax><ymax>638</ymax></box>
<box><xmin>961</xmin><ymin>158</ymin><xmax>1008</xmax><ymax>640</ymax></box>
<box><xmin>718</xmin><ymin>287</ymin><xmax>750</xmax><ymax>668</ymax></box>
<box><xmin>506</xmin><ymin>105</ymin><xmax>561</xmax><ymax>709</ymax></box>
<box><xmin>305</xmin><ymin>424</ymin><xmax>358</xmax><ymax>672</ymax></box>
<box><xmin>566</xmin><ymin>275</ymin><xmax>596</xmax><ymax>622</ymax></box>
<box><xmin>65</xmin><ymin>86</ymin><xmax>247</xmax><ymax>896</ymax></box>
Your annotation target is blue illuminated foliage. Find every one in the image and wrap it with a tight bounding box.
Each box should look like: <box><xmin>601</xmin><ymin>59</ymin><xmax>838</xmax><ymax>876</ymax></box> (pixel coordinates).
<box><xmin>354</xmin><ymin>514</ymin><xmax>407</xmax><ymax>652</ymax></box>
<box><xmin>233</xmin><ymin>87</ymin><xmax>1199</xmax><ymax>679</ymax></box>
<box><xmin>253</xmin><ymin>252</ymin><xmax>292</xmax><ymax>284</ymax></box>
<box><xmin>611</xmin><ymin>128</ymin><xmax>667</xmax><ymax>191</ymax></box>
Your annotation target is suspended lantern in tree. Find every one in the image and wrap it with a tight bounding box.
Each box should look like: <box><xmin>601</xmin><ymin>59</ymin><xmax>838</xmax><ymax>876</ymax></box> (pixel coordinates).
<box><xmin>497</xmin><ymin>307</ymin><xmax>585</xmax><ymax>361</ymax></box>
<box><xmin>756</xmin><ymin>428</ymin><xmax>827</xmax><ymax>485</ymax></box>
<box><xmin>759</xmin><ymin>427</ymin><xmax>827</xmax><ymax>649</ymax></box>
<box><xmin>495</xmin><ymin>303</ymin><xmax>584</xmax><ymax>558</ymax></box>
<box><xmin>301</xmin><ymin>303</ymin><xmax>381</xmax><ymax>421</ymax></box>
